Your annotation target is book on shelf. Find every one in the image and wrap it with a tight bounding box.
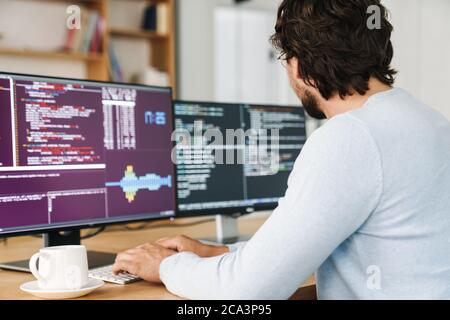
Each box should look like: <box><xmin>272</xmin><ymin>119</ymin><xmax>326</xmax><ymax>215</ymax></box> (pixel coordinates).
<box><xmin>142</xmin><ymin>5</ymin><xmax>157</xmax><ymax>31</ymax></box>
<box><xmin>63</xmin><ymin>28</ymin><xmax>76</xmax><ymax>52</ymax></box>
<box><xmin>142</xmin><ymin>3</ymin><xmax>169</xmax><ymax>34</ymax></box>
<box><xmin>157</xmin><ymin>3</ymin><xmax>169</xmax><ymax>34</ymax></box>
<box><xmin>90</xmin><ymin>15</ymin><xmax>105</xmax><ymax>54</ymax></box>
<box><xmin>108</xmin><ymin>42</ymin><xmax>124</xmax><ymax>82</ymax></box>
<box><xmin>63</xmin><ymin>9</ymin><xmax>104</xmax><ymax>54</ymax></box>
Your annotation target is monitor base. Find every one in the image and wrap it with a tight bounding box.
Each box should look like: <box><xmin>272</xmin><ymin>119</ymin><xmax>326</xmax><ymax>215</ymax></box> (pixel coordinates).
<box><xmin>201</xmin><ymin>214</ymin><xmax>252</xmax><ymax>245</ymax></box>
<box><xmin>0</xmin><ymin>229</ymin><xmax>116</xmax><ymax>273</ymax></box>
<box><xmin>201</xmin><ymin>235</ymin><xmax>251</xmax><ymax>245</ymax></box>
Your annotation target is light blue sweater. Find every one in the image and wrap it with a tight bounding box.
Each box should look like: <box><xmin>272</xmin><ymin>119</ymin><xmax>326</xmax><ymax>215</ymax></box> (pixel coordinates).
<box><xmin>160</xmin><ymin>88</ymin><xmax>450</xmax><ymax>299</ymax></box>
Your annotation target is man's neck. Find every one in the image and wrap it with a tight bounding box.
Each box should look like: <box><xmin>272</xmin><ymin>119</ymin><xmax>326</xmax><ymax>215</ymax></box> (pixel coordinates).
<box><xmin>321</xmin><ymin>78</ymin><xmax>392</xmax><ymax>119</ymax></box>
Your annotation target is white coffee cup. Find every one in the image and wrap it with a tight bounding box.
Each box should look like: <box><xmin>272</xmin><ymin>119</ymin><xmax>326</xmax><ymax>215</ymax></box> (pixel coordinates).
<box><xmin>29</xmin><ymin>245</ymin><xmax>89</xmax><ymax>291</ymax></box>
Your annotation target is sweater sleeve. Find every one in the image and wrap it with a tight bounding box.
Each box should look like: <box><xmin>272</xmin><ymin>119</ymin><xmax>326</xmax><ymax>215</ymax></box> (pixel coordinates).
<box><xmin>227</xmin><ymin>241</ymin><xmax>247</xmax><ymax>253</ymax></box>
<box><xmin>159</xmin><ymin>115</ymin><xmax>383</xmax><ymax>300</ymax></box>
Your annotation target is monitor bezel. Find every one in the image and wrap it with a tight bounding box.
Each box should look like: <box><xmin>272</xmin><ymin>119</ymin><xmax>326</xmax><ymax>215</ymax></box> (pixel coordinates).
<box><xmin>173</xmin><ymin>99</ymin><xmax>305</xmax><ymax>218</ymax></box>
<box><xmin>0</xmin><ymin>71</ymin><xmax>177</xmax><ymax>238</ymax></box>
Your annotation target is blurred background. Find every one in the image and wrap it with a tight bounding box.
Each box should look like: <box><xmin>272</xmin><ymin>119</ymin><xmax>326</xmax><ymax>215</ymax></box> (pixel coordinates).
<box><xmin>0</xmin><ymin>0</ymin><xmax>448</xmax><ymax>131</ymax></box>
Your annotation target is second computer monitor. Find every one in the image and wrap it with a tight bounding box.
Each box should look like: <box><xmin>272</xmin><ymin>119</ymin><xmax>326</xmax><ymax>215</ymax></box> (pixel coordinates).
<box><xmin>174</xmin><ymin>101</ymin><xmax>307</xmax><ymax>216</ymax></box>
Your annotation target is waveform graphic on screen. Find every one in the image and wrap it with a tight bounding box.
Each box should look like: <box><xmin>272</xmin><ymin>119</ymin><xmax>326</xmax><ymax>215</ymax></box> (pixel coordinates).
<box><xmin>106</xmin><ymin>165</ymin><xmax>172</xmax><ymax>203</ymax></box>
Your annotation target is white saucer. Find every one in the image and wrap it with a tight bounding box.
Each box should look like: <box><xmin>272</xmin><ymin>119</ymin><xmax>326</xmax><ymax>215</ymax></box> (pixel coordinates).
<box><xmin>20</xmin><ymin>278</ymin><xmax>104</xmax><ymax>299</ymax></box>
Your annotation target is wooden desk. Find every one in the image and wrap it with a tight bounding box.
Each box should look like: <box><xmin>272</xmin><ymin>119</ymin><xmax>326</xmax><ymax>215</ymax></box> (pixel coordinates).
<box><xmin>0</xmin><ymin>216</ymin><xmax>316</xmax><ymax>300</ymax></box>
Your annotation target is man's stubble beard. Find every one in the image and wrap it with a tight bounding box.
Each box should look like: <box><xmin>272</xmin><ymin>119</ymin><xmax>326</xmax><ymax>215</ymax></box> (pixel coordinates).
<box><xmin>301</xmin><ymin>90</ymin><xmax>327</xmax><ymax>120</ymax></box>
<box><xmin>291</xmin><ymin>80</ymin><xmax>327</xmax><ymax>120</ymax></box>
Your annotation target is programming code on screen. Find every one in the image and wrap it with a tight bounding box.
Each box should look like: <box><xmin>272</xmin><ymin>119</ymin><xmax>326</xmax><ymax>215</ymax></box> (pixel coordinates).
<box><xmin>0</xmin><ymin>74</ymin><xmax>175</xmax><ymax>233</ymax></box>
<box><xmin>174</xmin><ymin>102</ymin><xmax>306</xmax><ymax>212</ymax></box>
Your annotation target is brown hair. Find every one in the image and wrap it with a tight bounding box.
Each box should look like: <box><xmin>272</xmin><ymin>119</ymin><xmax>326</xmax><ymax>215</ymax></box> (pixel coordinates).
<box><xmin>271</xmin><ymin>0</ymin><xmax>396</xmax><ymax>99</ymax></box>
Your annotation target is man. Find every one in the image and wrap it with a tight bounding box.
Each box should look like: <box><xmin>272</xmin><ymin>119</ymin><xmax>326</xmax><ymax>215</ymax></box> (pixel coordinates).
<box><xmin>113</xmin><ymin>0</ymin><xmax>450</xmax><ymax>299</ymax></box>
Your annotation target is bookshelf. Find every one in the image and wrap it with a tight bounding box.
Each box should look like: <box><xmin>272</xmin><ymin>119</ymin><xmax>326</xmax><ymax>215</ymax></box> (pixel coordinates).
<box><xmin>0</xmin><ymin>47</ymin><xmax>103</xmax><ymax>62</ymax></box>
<box><xmin>109</xmin><ymin>27</ymin><xmax>168</xmax><ymax>40</ymax></box>
<box><xmin>0</xmin><ymin>0</ymin><xmax>177</xmax><ymax>95</ymax></box>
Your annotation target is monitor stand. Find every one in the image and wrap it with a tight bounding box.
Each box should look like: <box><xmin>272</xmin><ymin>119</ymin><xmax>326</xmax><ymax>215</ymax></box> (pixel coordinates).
<box><xmin>0</xmin><ymin>229</ymin><xmax>116</xmax><ymax>273</ymax></box>
<box><xmin>202</xmin><ymin>214</ymin><xmax>252</xmax><ymax>245</ymax></box>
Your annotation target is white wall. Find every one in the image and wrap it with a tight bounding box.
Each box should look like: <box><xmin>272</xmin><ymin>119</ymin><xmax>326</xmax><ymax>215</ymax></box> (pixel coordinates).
<box><xmin>385</xmin><ymin>0</ymin><xmax>450</xmax><ymax>120</ymax></box>
<box><xmin>214</xmin><ymin>8</ymin><xmax>294</xmax><ymax>104</ymax></box>
<box><xmin>177</xmin><ymin>0</ymin><xmax>283</xmax><ymax>102</ymax></box>
<box><xmin>177</xmin><ymin>0</ymin><xmax>232</xmax><ymax>101</ymax></box>
<box><xmin>177</xmin><ymin>0</ymin><xmax>450</xmax><ymax>120</ymax></box>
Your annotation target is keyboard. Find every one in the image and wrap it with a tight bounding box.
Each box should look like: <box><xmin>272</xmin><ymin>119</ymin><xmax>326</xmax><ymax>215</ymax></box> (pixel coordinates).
<box><xmin>89</xmin><ymin>265</ymin><xmax>141</xmax><ymax>285</ymax></box>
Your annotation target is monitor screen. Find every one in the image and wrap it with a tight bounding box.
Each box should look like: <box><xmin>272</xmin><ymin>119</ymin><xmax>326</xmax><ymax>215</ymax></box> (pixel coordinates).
<box><xmin>174</xmin><ymin>101</ymin><xmax>306</xmax><ymax>214</ymax></box>
<box><xmin>0</xmin><ymin>73</ymin><xmax>176</xmax><ymax>236</ymax></box>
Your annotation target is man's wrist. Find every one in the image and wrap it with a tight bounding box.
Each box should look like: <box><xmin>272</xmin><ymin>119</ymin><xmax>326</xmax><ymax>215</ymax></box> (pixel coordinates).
<box><xmin>207</xmin><ymin>245</ymin><xmax>229</xmax><ymax>257</ymax></box>
<box><xmin>200</xmin><ymin>245</ymin><xmax>229</xmax><ymax>257</ymax></box>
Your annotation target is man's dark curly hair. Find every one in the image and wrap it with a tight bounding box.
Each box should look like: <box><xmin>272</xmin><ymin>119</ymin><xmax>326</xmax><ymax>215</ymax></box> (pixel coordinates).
<box><xmin>271</xmin><ymin>0</ymin><xmax>397</xmax><ymax>100</ymax></box>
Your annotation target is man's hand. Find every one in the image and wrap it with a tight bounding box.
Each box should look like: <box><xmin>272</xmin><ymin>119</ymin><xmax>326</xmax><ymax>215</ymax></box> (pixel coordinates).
<box><xmin>112</xmin><ymin>244</ymin><xmax>176</xmax><ymax>283</ymax></box>
<box><xmin>156</xmin><ymin>235</ymin><xmax>229</xmax><ymax>257</ymax></box>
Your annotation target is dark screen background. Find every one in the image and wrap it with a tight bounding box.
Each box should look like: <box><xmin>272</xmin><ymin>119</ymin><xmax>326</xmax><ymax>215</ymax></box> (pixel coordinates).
<box><xmin>175</xmin><ymin>102</ymin><xmax>306</xmax><ymax>213</ymax></box>
<box><xmin>175</xmin><ymin>103</ymin><xmax>245</xmax><ymax>205</ymax></box>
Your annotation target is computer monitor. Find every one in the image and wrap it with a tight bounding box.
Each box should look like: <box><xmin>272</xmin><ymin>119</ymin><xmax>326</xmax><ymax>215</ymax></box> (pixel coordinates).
<box><xmin>173</xmin><ymin>101</ymin><xmax>306</xmax><ymax>234</ymax></box>
<box><xmin>0</xmin><ymin>72</ymin><xmax>175</xmax><ymax>270</ymax></box>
